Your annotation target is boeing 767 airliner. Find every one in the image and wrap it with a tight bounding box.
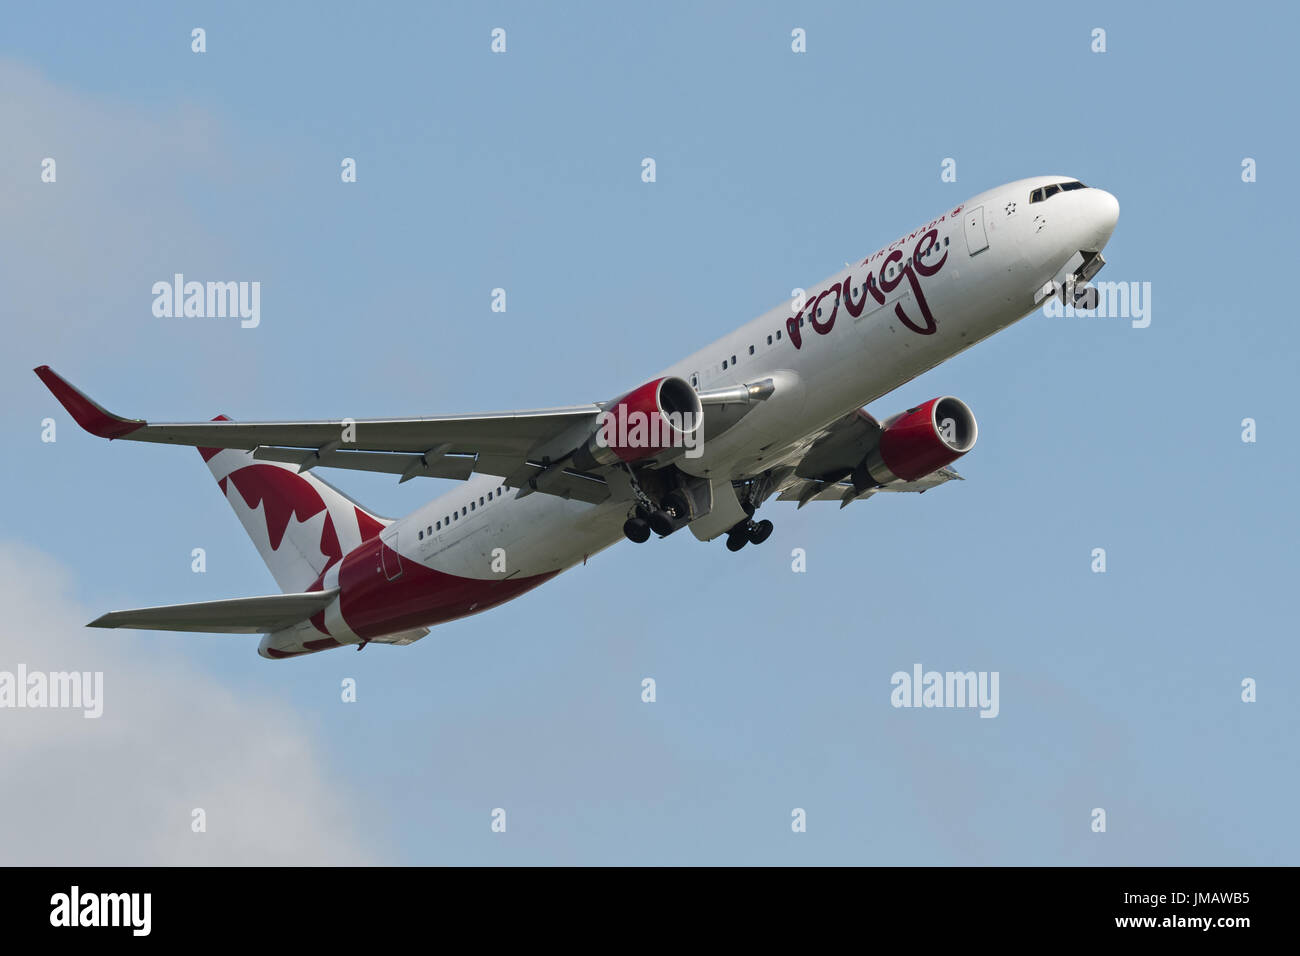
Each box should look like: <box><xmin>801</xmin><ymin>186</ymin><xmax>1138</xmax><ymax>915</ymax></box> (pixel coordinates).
<box><xmin>36</xmin><ymin>176</ymin><xmax>1118</xmax><ymax>657</ymax></box>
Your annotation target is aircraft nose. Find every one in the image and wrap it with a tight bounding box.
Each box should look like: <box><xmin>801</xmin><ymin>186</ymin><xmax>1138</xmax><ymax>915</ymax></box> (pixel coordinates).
<box><xmin>1085</xmin><ymin>188</ymin><xmax>1119</xmax><ymax>249</ymax></box>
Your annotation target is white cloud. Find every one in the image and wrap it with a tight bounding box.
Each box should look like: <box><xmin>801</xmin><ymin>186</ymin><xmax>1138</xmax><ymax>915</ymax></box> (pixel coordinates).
<box><xmin>0</xmin><ymin>540</ymin><xmax>378</xmax><ymax>864</ymax></box>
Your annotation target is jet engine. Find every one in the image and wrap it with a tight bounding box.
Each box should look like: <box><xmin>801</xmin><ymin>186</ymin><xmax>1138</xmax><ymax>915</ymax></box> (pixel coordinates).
<box><xmin>571</xmin><ymin>376</ymin><xmax>703</xmax><ymax>470</ymax></box>
<box><xmin>852</xmin><ymin>396</ymin><xmax>977</xmax><ymax>489</ymax></box>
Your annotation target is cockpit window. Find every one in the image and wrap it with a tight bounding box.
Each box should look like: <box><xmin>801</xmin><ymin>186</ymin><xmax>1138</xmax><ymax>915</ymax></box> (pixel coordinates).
<box><xmin>1030</xmin><ymin>180</ymin><xmax>1087</xmax><ymax>203</ymax></box>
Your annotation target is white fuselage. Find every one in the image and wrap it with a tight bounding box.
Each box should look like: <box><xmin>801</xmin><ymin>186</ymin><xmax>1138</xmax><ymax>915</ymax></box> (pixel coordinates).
<box><xmin>273</xmin><ymin>176</ymin><xmax>1118</xmax><ymax>654</ymax></box>
<box><xmin>403</xmin><ymin>176</ymin><xmax>1115</xmax><ymax>574</ymax></box>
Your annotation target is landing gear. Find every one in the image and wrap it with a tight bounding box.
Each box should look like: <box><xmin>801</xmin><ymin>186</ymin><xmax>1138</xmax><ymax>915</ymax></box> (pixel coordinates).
<box><xmin>648</xmin><ymin>490</ymin><xmax>692</xmax><ymax>537</ymax></box>
<box><xmin>646</xmin><ymin>510</ymin><xmax>675</xmax><ymax>537</ymax></box>
<box><xmin>662</xmin><ymin>490</ymin><xmax>692</xmax><ymax>522</ymax></box>
<box><xmin>724</xmin><ymin>517</ymin><xmax>774</xmax><ymax>552</ymax></box>
<box><xmin>624</xmin><ymin>503</ymin><xmax>672</xmax><ymax>542</ymax></box>
<box><xmin>620</xmin><ymin>468</ymin><xmax>683</xmax><ymax>542</ymax></box>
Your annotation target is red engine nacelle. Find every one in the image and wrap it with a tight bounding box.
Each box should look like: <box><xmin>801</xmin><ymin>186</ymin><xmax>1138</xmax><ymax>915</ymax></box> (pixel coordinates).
<box><xmin>855</xmin><ymin>396</ymin><xmax>978</xmax><ymax>487</ymax></box>
<box><xmin>573</xmin><ymin>375</ymin><xmax>703</xmax><ymax>469</ymax></box>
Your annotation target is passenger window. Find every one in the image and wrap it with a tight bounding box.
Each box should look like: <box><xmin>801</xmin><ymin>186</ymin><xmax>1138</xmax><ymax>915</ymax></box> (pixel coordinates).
<box><xmin>722</xmin><ymin>359</ymin><xmax>728</xmax><ymax>370</ymax></box>
<box><xmin>427</xmin><ymin>525</ymin><xmax>432</xmax><ymax>535</ymax></box>
<box><xmin>436</xmin><ymin>520</ymin><xmax>441</xmax><ymax>530</ymax></box>
<box><xmin>470</xmin><ymin>502</ymin><xmax>475</xmax><ymax>511</ymax></box>
<box><xmin>418</xmin><ymin>530</ymin><xmax>423</xmax><ymax>540</ymax></box>
<box><xmin>487</xmin><ymin>491</ymin><xmax>493</xmax><ymax>501</ymax></box>
<box><xmin>776</xmin><ymin>329</ymin><xmax>782</xmax><ymax>339</ymax></box>
<box><xmin>462</xmin><ymin>507</ymin><xmax>467</xmax><ymax>516</ymax></box>
<box><xmin>748</xmin><ymin>345</ymin><xmax>754</xmax><ymax>355</ymax></box>
<box><xmin>479</xmin><ymin>496</ymin><xmax>484</xmax><ymax>506</ymax></box>
<box><xmin>731</xmin><ymin>354</ymin><xmax>737</xmax><ymax>364</ymax></box>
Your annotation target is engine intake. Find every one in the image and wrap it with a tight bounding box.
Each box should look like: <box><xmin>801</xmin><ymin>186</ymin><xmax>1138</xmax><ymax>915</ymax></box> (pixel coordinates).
<box><xmin>854</xmin><ymin>396</ymin><xmax>977</xmax><ymax>488</ymax></box>
<box><xmin>572</xmin><ymin>376</ymin><xmax>704</xmax><ymax>469</ymax></box>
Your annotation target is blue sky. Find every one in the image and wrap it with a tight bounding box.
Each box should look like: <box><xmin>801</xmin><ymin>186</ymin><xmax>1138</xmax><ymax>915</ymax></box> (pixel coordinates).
<box><xmin>1</xmin><ymin>0</ymin><xmax>1295</xmax><ymax>864</ymax></box>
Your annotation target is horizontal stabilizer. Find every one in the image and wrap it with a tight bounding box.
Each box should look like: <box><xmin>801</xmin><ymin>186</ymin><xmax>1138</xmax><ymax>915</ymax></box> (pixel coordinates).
<box><xmin>88</xmin><ymin>588</ymin><xmax>339</xmax><ymax>634</ymax></box>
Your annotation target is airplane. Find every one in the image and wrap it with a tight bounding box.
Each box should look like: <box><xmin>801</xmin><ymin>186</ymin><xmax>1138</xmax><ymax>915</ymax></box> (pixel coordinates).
<box><xmin>35</xmin><ymin>175</ymin><xmax>1118</xmax><ymax>659</ymax></box>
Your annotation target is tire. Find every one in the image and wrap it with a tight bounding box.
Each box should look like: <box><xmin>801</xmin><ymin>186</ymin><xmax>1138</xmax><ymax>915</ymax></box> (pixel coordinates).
<box><xmin>725</xmin><ymin>532</ymin><xmax>748</xmax><ymax>552</ymax></box>
<box><xmin>623</xmin><ymin>518</ymin><xmax>651</xmax><ymax>543</ymax></box>
<box><xmin>647</xmin><ymin>510</ymin><xmax>675</xmax><ymax>537</ymax></box>
<box><xmin>663</xmin><ymin>490</ymin><xmax>692</xmax><ymax>521</ymax></box>
<box><xmin>748</xmin><ymin>519</ymin><xmax>773</xmax><ymax>545</ymax></box>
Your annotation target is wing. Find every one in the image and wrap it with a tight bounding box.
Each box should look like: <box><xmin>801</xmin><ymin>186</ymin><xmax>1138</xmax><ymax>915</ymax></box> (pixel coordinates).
<box><xmin>767</xmin><ymin>406</ymin><xmax>964</xmax><ymax>508</ymax></box>
<box><xmin>89</xmin><ymin>589</ymin><xmax>339</xmax><ymax>633</ymax></box>
<box><xmin>775</xmin><ymin>466</ymin><xmax>963</xmax><ymax>508</ymax></box>
<box><xmin>36</xmin><ymin>366</ymin><xmax>775</xmax><ymax>506</ymax></box>
<box><xmin>36</xmin><ymin>365</ymin><xmax>606</xmax><ymax>498</ymax></box>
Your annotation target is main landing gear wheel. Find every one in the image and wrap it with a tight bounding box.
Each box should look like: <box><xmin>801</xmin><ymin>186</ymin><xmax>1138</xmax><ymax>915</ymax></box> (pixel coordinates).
<box><xmin>623</xmin><ymin>517</ymin><xmax>651</xmax><ymax>543</ymax></box>
<box><xmin>663</xmin><ymin>490</ymin><xmax>692</xmax><ymax>520</ymax></box>
<box><xmin>625</xmin><ymin>496</ymin><xmax>683</xmax><ymax>542</ymax></box>
<box><xmin>725</xmin><ymin>518</ymin><xmax>774</xmax><ymax>552</ymax></box>
<box><xmin>647</xmin><ymin>510</ymin><xmax>675</xmax><ymax>537</ymax></box>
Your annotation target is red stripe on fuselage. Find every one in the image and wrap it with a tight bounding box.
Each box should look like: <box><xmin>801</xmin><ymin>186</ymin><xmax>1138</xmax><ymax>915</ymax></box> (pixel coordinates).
<box><xmin>337</xmin><ymin>536</ymin><xmax>557</xmax><ymax>639</ymax></box>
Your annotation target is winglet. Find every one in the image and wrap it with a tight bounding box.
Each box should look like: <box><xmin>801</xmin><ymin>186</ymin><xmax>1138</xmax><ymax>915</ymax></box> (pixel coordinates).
<box><xmin>33</xmin><ymin>366</ymin><xmax>146</xmax><ymax>439</ymax></box>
